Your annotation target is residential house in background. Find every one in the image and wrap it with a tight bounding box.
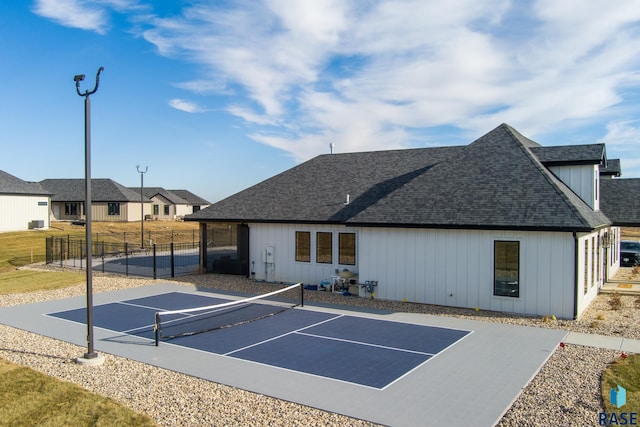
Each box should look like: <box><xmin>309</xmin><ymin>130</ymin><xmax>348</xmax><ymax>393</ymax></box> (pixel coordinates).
<box><xmin>0</xmin><ymin>170</ymin><xmax>50</xmax><ymax>232</ymax></box>
<box><xmin>187</xmin><ymin>123</ymin><xmax>628</xmax><ymax>320</ymax></box>
<box><xmin>41</xmin><ymin>178</ymin><xmax>150</xmax><ymax>222</ymax></box>
<box><xmin>137</xmin><ymin>187</ymin><xmax>185</xmax><ymax>221</ymax></box>
<box><xmin>169</xmin><ymin>189</ymin><xmax>210</xmax><ymax>216</ymax></box>
<box><xmin>131</xmin><ymin>187</ymin><xmax>209</xmax><ymax>220</ymax></box>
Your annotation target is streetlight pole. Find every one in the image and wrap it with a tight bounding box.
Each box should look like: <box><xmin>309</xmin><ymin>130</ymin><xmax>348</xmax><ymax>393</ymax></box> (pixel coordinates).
<box><xmin>136</xmin><ymin>165</ymin><xmax>148</xmax><ymax>249</ymax></box>
<box><xmin>74</xmin><ymin>66</ymin><xmax>105</xmax><ymax>365</ymax></box>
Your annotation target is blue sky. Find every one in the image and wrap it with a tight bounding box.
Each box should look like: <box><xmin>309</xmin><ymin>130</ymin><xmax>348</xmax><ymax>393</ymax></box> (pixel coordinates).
<box><xmin>2</xmin><ymin>1</ymin><xmax>640</xmax><ymax>203</ymax></box>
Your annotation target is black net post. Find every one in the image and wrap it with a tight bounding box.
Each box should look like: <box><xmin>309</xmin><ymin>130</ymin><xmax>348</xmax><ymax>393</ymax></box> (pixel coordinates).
<box><xmin>300</xmin><ymin>282</ymin><xmax>304</xmax><ymax>307</ymax></box>
<box><xmin>170</xmin><ymin>242</ymin><xmax>175</xmax><ymax>278</ymax></box>
<box><xmin>154</xmin><ymin>312</ymin><xmax>160</xmax><ymax>346</ymax></box>
<box><xmin>125</xmin><ymin>242</ymin><xmax>129</xmax><ymax>276</ymax></box>
<box><xmin>153</xmin><ymin>244</ymin><xmax>157</xmax><ymax>280</ymax></box>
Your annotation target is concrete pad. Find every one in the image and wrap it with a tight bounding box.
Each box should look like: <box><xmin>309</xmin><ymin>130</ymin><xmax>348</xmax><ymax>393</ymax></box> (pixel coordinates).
<box><xmin>0</xmin><ymin>283</ymin><xmax>567</xmax><ymax>427</ymax></box>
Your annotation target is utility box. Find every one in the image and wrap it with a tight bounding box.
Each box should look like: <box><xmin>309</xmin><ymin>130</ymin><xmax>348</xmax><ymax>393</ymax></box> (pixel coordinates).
<box><xmin>263</xmin><ymin>246</ymin><xmax>275</xmax><ymax>263</ymax></box>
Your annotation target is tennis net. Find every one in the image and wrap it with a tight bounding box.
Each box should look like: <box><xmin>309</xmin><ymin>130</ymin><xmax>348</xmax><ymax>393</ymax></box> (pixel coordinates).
<box><xmin>154</xmin><ymin>283</ymin><xmax>303</xmax><ymax>345</ymax></box>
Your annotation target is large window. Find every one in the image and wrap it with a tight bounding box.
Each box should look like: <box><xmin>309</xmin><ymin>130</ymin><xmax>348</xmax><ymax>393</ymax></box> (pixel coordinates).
<box><xmin>494</xmin><ymin>241</ymin><xmax>519</xmax><ymax>298</ymax></box>
<box><xmin>164</xmin><ymin>205</ymin><xmax>170</xmax><ymax>215</ymax></box>
<box><xmin>295</xmin><ymin>232</ymin><xmax>311</xmax><ymax>262</ymax></box>
<box><xmin>108</xmin><ymin>202</ymin><xmax>120</xmax><ymax>216</ymax></box>
<box><xmin>339</xmin><ymin>233</ymin><xmax>356</xmax><ymax>265</ymax></box>
<box><xmin>316</xmin><ymin>232</ymin><xmax>332</xmax><ymax>264</ymax></box>
<box><xmin>64</xmin><ymin>202</ymin><xmax>78</xmax><ymax>216</ymax></box>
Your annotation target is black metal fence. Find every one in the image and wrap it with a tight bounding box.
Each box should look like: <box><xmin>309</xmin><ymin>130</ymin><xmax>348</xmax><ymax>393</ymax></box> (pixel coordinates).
<box><xmin>46</xmin><ymin>236</ymin><xmax>199</xmax><ymax>279</ymax></box>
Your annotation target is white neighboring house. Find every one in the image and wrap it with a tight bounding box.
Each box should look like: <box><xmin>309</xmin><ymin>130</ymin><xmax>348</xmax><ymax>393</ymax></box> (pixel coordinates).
<box><xmin>186</xmin><ymin>124</ymin><xmax>626</xmax><ymax>320</ymax></box>
<box><xmin>0</xmin><ymin>170</ymin><xmax>50</xmax><ymax>232</ymax></box>
<box><xmin>133</xmin><ymin>187</ymin><xmax>210</xmax><ymax>220</ymax></box>
<box><xmin>169</xmin><ymin>189</ymin><xmax>210</xmax><ymax>217</ymax></box>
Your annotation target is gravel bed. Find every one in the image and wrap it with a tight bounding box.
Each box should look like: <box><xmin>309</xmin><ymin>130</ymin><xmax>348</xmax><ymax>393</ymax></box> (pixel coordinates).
<box><xmin>1</xmin><ymin>267</ymin><xmax>638</xmax><ymax>426</ymax></box>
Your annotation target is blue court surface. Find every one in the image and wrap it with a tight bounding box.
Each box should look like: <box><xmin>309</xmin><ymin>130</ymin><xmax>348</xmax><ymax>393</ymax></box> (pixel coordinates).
<box><xmin>48</xmin><ymin>291</ymin><xmax>470</xmax><ymax>389</ymax></box>
<box><xmin>0</xmin><ymin>283</ymin><xmax>567</xmax><ymax>426</ymax></box>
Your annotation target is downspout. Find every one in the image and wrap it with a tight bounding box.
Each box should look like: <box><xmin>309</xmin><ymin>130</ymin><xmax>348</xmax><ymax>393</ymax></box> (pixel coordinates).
<box><xmin>573</xmin><ymin>231</ymin><xmax>579</xmax><ymax>320</ymax></box>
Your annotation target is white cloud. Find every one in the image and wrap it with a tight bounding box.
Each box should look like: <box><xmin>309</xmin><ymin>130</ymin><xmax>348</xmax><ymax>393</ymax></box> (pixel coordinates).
<box><xmin>38</xmin><ymin>0</ymin><xmax>640</xmax><ymax>161</ymax></box>
<box><xmin>598</xmin><ymin>121</ymin><xmax>640</xmax><ymax>148</ymax></box>
<box><xmin>168</xmin><ymin>98</ymin><xmax>205</xmax><ymax>113</ymax></box>
<box><xmin>33</xmin><ymin>0</ymin><xmax>108</xmax><ymax>34</ymax></box>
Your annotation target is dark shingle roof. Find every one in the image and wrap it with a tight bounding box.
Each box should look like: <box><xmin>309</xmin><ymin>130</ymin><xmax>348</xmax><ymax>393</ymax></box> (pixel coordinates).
<box><xmin>600</xmin><ymin>179</ymin><xmax>640</xmax><ymax>226</ymax></box>
<box><xmin>134</xmin><ymin>187</ymin><xmax>185</xmax><ymax>204</ymax></box>
<box><xmin>0</xmin><ymin>170</ymin><xmax>49</xmax><ymax>195</ymax></box>
<box><xmin>187</xmin><ymin>124</ymin><xmax>611</xmax><ymax>232</ymax></box>
<box><xmin>169</xmin><ymin>190</ymin><xmax>210</xmax><ymax>205</ymax></box>
<box><xmin>530</xmin><ymin>144</ymin><xmax>605</xmax><ymax>165</ymax></box>
<box><xmin>600</xmin><ymin>159</ymin><xmax>622</xmax><ymax>178</ymax></box>
<box><xmin>41</xmin><ymin>179</ymin><xmax>146</xmax><ymax>202</ymax></box>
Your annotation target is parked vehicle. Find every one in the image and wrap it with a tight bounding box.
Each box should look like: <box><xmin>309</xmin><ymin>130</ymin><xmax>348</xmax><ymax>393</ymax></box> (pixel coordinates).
<box><xmin>620</xmin><ymin>240</ymin><xmax>640</xmax><ymax>267</ymax></box>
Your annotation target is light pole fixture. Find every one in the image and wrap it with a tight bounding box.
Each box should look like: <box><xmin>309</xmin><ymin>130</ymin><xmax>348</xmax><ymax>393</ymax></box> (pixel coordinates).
<box><xmin>74</xmin><ymin>66</ymin><xmax>105</xmax><ymax>365</ymax></box>
<box><xmin>136</xmin><ymin>165</ymin><xmax>148</xmax><ymax>249</ymax></box>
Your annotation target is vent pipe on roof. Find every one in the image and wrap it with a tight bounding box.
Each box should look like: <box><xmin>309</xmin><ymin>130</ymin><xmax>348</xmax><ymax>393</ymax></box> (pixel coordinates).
<box><xmin>344</xmin><ymin>194</ymin><xmax>350</xmax><ymax>205</ymax></box>
<box><xmin>329</xmin><ymin>143</ymin><xmax>335</xmax><ymax>154</ymax></box>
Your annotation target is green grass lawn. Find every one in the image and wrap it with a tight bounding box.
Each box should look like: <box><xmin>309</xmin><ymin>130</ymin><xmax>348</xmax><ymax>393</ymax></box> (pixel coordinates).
<box><xmin>601</xmin><ymin>354</ymin><xmax>640</xmax><ymax>413</ymax></box>
<box><xmin>0</xmin><ymin>270</ymin><xmax>85</xmax><ymax>294</ymax></box>
<box><xmin>0</xmin><ymin>358</ymin><xmax>157</xmax><ymax>426</ymax></box>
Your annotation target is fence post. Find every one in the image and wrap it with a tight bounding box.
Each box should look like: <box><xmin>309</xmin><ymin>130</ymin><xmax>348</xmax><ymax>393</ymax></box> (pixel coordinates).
<box><xmin>59</xmin><ymin>237</ymin><xmax>64</xmax><ymax>267</ymax></box>
<box><xmin>153</xmin><ymin>244</ymin><xmax>157</xmax><ymax>280</ymax></box>
<box><xmin>79</xmin><ymin>240</ymin><xmax>83</xmax><ymax>270</ymax></box>
<box><xmin>101</xmin><ymin>241</ymin><xmax>105</xmax><ymax>273</ymax></box>
<box><xmin>170</xmin><ymin>242</ymin><xmax>175</xmax><ymax>277</ymax></box>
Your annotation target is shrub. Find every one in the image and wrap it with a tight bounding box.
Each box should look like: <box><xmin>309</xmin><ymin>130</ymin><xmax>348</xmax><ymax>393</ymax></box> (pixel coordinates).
<box><xmin>609</xmin><ymin>292</ymin><xmax>623</xmax><ymax>310</ymax></box>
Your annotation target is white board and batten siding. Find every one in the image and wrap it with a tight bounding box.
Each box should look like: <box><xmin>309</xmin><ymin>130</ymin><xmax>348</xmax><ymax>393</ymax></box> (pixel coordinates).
<box><xmin>0</xmin><ymin>194</ymin><xmax>50</xmax><ymax>232</ymax></box>
<box><xmin>575</xmin><ymin>227</ymin><xmax>620</xmax><ymax>317</ymax></box>
<box><xmin>249</xmin><ymin>223</ymin><xmax>592</xmax><ymax>319</ymax></box>
<box><xmin>549</xmin><ymin>164</ymin><xmax>599</xmax><ymax>210</ymax></box>
<box><xmin>249</xmin><ymin>223</ymin><xmax>357</xmax><ymax>285</ymax></box>
<box><xmin>359</xmin><ymin>228</ymin><xmax>576</xmax><ymax>319</ymax></box>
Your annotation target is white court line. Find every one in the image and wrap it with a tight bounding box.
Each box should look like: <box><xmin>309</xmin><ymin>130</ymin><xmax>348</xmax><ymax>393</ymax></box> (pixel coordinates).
<box><xmin>224</xmin><ymin>314</ymin><xmax>345</xmax><ymax>356</ymax></box>
<box><xmin>294</xmin><ymin>331</ymin><xmax>435</xmax><ymax>356</ymax></box>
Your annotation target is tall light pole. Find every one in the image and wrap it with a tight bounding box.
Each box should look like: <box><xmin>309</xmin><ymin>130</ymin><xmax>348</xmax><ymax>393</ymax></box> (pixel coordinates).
<box><xmin>74</xmin><ymin>67</ymin><xmax>105</xmax><ymax>365</ymax></box>
<box><xmin>136</xmin><ymin>165</ymin><xmax>148</xmax><ymax>249</ymax></box>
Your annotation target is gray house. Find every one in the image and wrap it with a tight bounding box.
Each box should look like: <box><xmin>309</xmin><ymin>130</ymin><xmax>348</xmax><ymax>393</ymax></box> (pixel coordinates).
<box><xmin>186</xmin><ymin>124</ymin><xmax>624</xmax><ymax>319</ymax></box>
<box><xmin>41</xmin><ymin>178</ymin><xmax>149</xmax><ymax>222</ymax></box>
<box><xmin>0</xmin><ymin>170</ymin><xmax>50</xmax><ymax>232</ymax></box>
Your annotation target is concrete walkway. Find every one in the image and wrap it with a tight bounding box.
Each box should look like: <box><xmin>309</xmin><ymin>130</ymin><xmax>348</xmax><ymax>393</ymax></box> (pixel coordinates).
<box><xmin>563</xmin><ymin>332</ymin><xmax>640</xmax><ymax>353</ymax></box>
<box><xmin>570</xmin><ymin>274</ymin><xmax>640</xmax><ymax>352</ymax></box>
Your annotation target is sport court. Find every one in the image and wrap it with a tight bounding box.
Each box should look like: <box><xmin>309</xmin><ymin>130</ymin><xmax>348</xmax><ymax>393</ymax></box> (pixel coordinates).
<box><xmin>48</xmin><ymin>287</ymin><xmax>470</xmax><ymax>390</ymax></box>
<box><xmin>0</xmin><ymin>283</ymin><xmax>567</xmax><ymax>426</ymax></box>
